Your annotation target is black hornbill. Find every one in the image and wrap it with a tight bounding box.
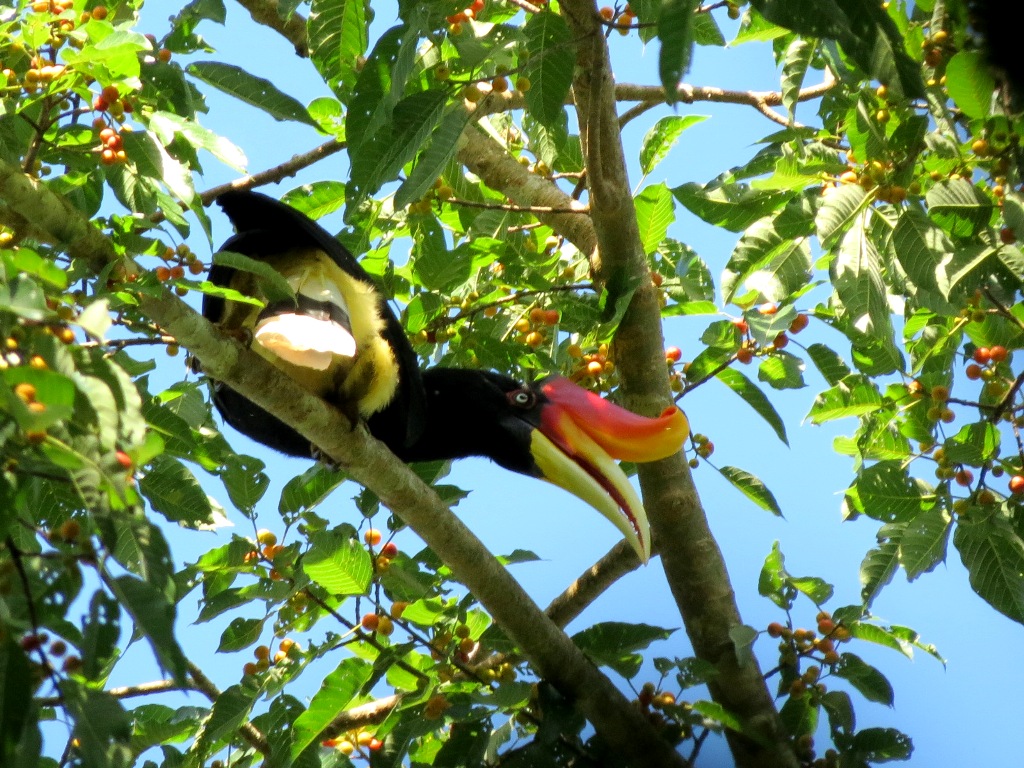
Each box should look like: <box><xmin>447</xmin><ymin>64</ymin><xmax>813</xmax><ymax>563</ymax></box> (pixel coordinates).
<box><xmin>203</xmin><ymin>190</ymin><xmax>688</xmax><ymax>561</ymax></box>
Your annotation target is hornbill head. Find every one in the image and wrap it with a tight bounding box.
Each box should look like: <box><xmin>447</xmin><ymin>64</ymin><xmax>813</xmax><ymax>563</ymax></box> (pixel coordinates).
<box><xmin>399</xmin><ymin>369</ymin><xmax>689</xmax><ymax>562</ymax></box>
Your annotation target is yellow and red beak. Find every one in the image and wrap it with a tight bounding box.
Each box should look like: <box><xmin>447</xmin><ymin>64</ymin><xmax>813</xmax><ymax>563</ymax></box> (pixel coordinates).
<box><xmin>528</xmin><ymin>376</ymin><xmax>688</xmax><ymax>562</ymax></box>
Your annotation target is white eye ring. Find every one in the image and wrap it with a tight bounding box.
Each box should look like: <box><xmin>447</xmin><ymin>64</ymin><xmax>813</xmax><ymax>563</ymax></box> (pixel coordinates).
<box><xmin>511</xmin><ymin>390</ymin><xmax>533</xmax><ymax>407</ymax></box>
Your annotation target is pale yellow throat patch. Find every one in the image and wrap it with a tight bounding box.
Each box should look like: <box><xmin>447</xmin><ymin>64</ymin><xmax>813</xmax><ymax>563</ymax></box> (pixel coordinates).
<box><xmin>235</xmin><ymin>248</ymin><xmax>400</xmax><ymax>417</ymax></box>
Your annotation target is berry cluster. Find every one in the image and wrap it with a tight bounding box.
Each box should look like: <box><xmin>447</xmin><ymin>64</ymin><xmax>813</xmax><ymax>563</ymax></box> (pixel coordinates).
<box><xmin>321</xmin><ymin>730</ymin><xmax>384</xmax><ymax>757</ymax></box>
<box><xmin>242</xmin><ymin>637</ymin><xmax>300</xmax><ymax>676</ymax></box>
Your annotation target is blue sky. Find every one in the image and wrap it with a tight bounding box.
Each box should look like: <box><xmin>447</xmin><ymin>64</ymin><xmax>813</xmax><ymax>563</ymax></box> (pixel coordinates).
<box><xmin>90</xmin><ymin>2</ymin><xmax>1024</xmax><ymax>766</ymax></box>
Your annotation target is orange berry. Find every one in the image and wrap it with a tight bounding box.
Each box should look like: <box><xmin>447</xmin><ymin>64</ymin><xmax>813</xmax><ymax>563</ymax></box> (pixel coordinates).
<box><xmin>973</xmin><ymin>347</ymin><xmax>992</xmax><ymax>364</ymax></box>
<box><xmin>1009</xmin><ymin>475</ymin><xmax>1024</xmax><ymax>495</ymax></box>
<box><xmin>543</xmin><ymin>309</ymin><xmax>560</xmax><ymax>325</ymax></box>
<box><xmin>990</xmin><ymin>345</ymin><xmax>1008</xmax><ymax>363</ymax></box>
<box><xmin>736</xmin><ymin>347</ymin><xmax>754</xmax><ymax>364</ymax></box>
<box><xmin>525</xmin><ymin>331</ymin><xmax>544</xmax><ymax>348</ymax></box>
<box><xmin>665</xmin><ymin>346</ymin><xmax>682</xmax><ymax>363</ymax></box>
<box><xmin>757</xmin><ymin>302</ymin><xmax>778</xmax><ymax>315</ymax></box>
<box><xmin>364</xmin><ymin>528</ymin><xmax>382</xmax><ymax>546</ymax></box>
<box><xmin>381</xmin><ymin>541</ymin><xmax>399</xmax><ymax>558</ymax></box>
<box><xmin>965</xmin><ymin>364</ymin><xmax>982</xmax><ymax>380</ymax></box>
<box><xmin>767</xmin><ymin>622</ymin><xmax>785</xmax><ymax>638</ymax></box>
<box><xmin>91</xmin><ymin>5</ymin><xmax>108</xmax><ymax>19</ymax></box>
<box><xmin>599</xmin><ymin>6</ymin><xmax>614</xmax><ymax>20</ymax></box>
<box><xmin>155</xmin><ymin>266</ymin><xmax>171</xmax><ymax>281</ymax></box>
<box><xmin>789</xmin><ymin>313</ymin><xmax>809</xmax><ymax>334</ymax></box>
<box><xmin>158</xmin><ymin>48</ymin><xmax>172</xmax><ymax>63</ymax></box>
<box><xmin>361</xmin><ymin>613</ymin><xmax>380</xmax><ymax>631</ymax></box>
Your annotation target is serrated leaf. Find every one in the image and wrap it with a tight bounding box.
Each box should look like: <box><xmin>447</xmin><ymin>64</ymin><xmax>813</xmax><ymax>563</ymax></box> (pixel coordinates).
<box><xmin>954</xmin><ymin>516</ymin><xmax>1024</xmax><ymax>624</ymax></box>
<box><xmin>715</xmin><ymin>367</ymin><xmax>788</xmax><ymax>445</ymax></box>
<box><xmin>279</xmin><ymin>463</ymin><xmax>347</xmax><ymax>515</ymax></box>
<box><xmin>290</xmin><ymin>658</ymin><xmax>374</xmax><ymax>760</ymax></box>
<box><xmin>781</xmin><ymin>38</ymin><xmax>813</xmax><ymax>116</ymax></box>
<box><xmin>217</xmin><ymin>617</ymin><xmax>263</xmax><ymax>653</ymax></box>
<box><xmin>672</xmin><ymin>182</ymin><xmax>791</xmax><ymax>232</ymax></box>
<box><xmin>658</xmin><ymin>0</ymin><xmax>699</xmax><ymax>101</ymax></box>
<box><xmin>639</xmin><ymin>115</ymin><xmax>707</xmax><ymax>176</ymax></box>
<box><xmin>945</xmin><ymin>50</ymin><xmax>994</xmax><ymax>119</ymax></box>
<box><xmin>816</xmin><ymin>183</ymin><xmax>867</xmax><ymax>245</ymax></box>
<box><xmin>900</xmin><ymin>506</ymin><xmax>951</xmax><ymax>580</ymax></box>
<box><xmin>109</xmin><ymin>575</ymin><xmax>188</xmax><ymax>682</ymax></box>
<box><xmin>634</xmin><ymin>183</ymin><xmax>675</xmax><ymax>256</ymax></box>
<box><xmin>572</xmin><ymin>622</ymin><xmax>676</xmax><ymax>679</ymax></box>
<box><xmin>308</xmin><ymin>0</ymin><xmax>368</xmax><ymax>101</ymax></box>
<box><xmin>523</xmin><ymin>12</ymin><xmax>574</xmax><ymax>127</ymax></box>
<box><xmin>211</xmin><ymin>250</ymin><xmax>295</xmax><ymax>305</ymax></box>
<box><xmin>187</xmin><ymin>62</ymin><xmax>317</xmax><ymax>127</ymax></box>
<box><xmin>835</xmin><ymin>653</ymin><xmax>894</xmax><ymax>705</ymax></box>
<box><xmin>808</xmin><ymin>374</ymin><xmax>883</xmax><ymax>424</ymax></box>
<box><xmin>220</xmin><ymin>453</ymin><xmax>269</xmax><ymax>515</ymax></box>
<box><xmin>303</xmin><ymin>529</ymin><xmax>372</xmax><ymax>596</ymax></box>
<box><xmin>757</xmin><ymin>351</ymin><xmax>806</xmax><ymax>391</ymax></box>
<box><xmin>395</xmin><ymin>104</ymin><xmax>473</xmax><ymax>209</ymax></box>
<box><xmin>717</xmin><ymin>465</ymin><xmax>782</xmax><ymax>516</ymax></box>
<box><xmin>139</xmin><ymin>454</ymin><xmax>215</xmax><ymax>527</ymax></box>
<box><xmin>860</xmin><ymin>534</ymin><xmax>900</xmax><ymax>606</ymax></box>
<box><xmin>722</xmin><ymin>219</ymin><xmax>811</xmax><ymax>305</ymax></box>
<box><xmin>926</xmin><ymin>178</ymin><xmax>994</xmax><ymax>239</ymax></box>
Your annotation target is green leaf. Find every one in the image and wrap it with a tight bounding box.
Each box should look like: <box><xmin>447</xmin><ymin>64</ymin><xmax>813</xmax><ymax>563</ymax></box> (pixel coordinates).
<box><xmin>279</xmin><ymin>463</ymin><xmax>348</xmax><ymax>515</ymax></box>
<box><xmin>60</xmin><ymin>680</ymin><xmax>133</xmax><ymax>768</ymax></box>
<box><xmin>954</xmin><ymin>516</ymin><xmax>1024</xmax><ymax>624</ymax></box>
<box><xmin>716</xmin><ymin>465</ymin><xmax>782</xmax><ymax>516</ymax></box>
<box><xmin>729</xmin><ymin>624</ymin><xmax>759</xmax><ymax>667</ymax></box>
<box><xmin>302</xmin><ymin>529</ymin><xmax>372</xmax><ymax>596</ymax></box>
<box><xmin>195</xmin><ymin>684</ymin><xmax>257</xmax><ymax>750</ymax></box>
<box><xmin>900</xmin><ymin>507</ymin><xmax>951</xmax><ymax>581</ymax></box>
<box><xmin>815</xmin><ymin>183</ymin><xmax>867</xmax><ymax>245</ymax></box>
<box><xmin>211</xmin><ymin>249</ymin><xmax>295</xmax><ymax>305</ymax></box>
<box><xmin>0</xmin><ymin>636</ymin><xmax>37</xmax><ymax>768</ymax></box>
<box><xmin>757</xmin><ymin>351</ymin><xmax>806</xmax><ymax>391</ymax></box>
<box><xmin>721</xmin><ymin>218</ymin><xmax>811</xmax><ymax>305</ymax></box>
<box><xmin>139</xmin><ymin>454</ymin><xmax>215</xmax><ymax>528</ymax></box>
<box><xmin>926</xmin><ymin>178</ymin><xmax>995</xmax><ymax>239</ymax></box>
<box><xmin>639</xmin><ymin>115</ymin><xmax>707</xmax><ymax>176</ymax></box>
<box><xmin>1</xmin><ymin>247</ymin><xmax>68</xmax><ymax>289</ymax></box>
<box><xmin>523</xmin><ymin>12</ymin><xmax>575</xmax><ymax>126</ymax></box>
<box><xmin>217</xmin><ymin>617</ymin><xmax>264</xmax><ymax>653</ymax></box>
<box><xmin>821</xmin><ymin>690</ymin><xmax>855</xmax><ymax>737</ymax></box>
<box><xmin>845</xmin><ymin>461</ymin><xmax>929</xmax><ymax>524</ymax></box>
<box><xmin>186</xmin><ymin>62</ymin><xmax>318</xmax><ymax>127</ymax></box>
<box><xmin>634</xmin><ymin>183</ymin><xmax>675</xmax><ymax>256</ymax></box>
<box><xmin>658</xmin><ymin>0</ymin><xmax>700</xmax><ymax>101</ymax></box>
<box><xmin>808</xmin><ymin>374</ymin><xmax>883</xmax><ymax>423</ymax></box>
<box><xmin>395</xmin><ymin>104</ymin><xmax>473</xmax><ymax>209</ymax></box>
<box><xmin>108</xmin><ymin>575</ymin><xmax>188</xmax><ymax>682</ymax></box>
<box><xmin>290</xmin><ymin>657</ymin><xmax>374</xmax><ymax>759</ymax></box>
<box><xmin>835</xmin><ymin>653</ymin><xmax>894</xmax><ymax>705</ymax></box>
<box><xmin>220</xmin><ymin>454</ymin><xmax>269</xmax><ymax>515</ymax></box>
<box><xmin>849</xmin><ymin>727</ymin><xmax>913</xmax><ymax>762</ymax></box>
<box><xmin>308</xmin><ymin>0</ymin><xmax>368</xmax><ymax>101</ymax></box>
<box><xmin>805</xmin><ymin>343</ymin><xmax>851</xmax><ymax>386</ymax></box>
<box><xmin>860</xmin><ymin>533</ymin><xmax>900</xmax><ymax>606</ymax></box>
<box><xmin>945</xmin><ymin>51</ymin><xmax>994</xmax><ymax>119</ymax></box>
<box><xmin>672</xmin><ymin>181</ymin><xmax>791</xmax><ymax>232</ymax></box>
<box><xmin>572</xmin><ymin>622</ymin><xmax>676</xmax><ymax>679</ymax></box>
<box><xmin>780</xmin><ymin>38</ymin><xmax>814</xmax><ymax>116</ymax></box>
<box><xmin>715</xmin><ymin>367</ymin><xmax>788</xmax><ymax>445</ymax></box>
<box><xmin>147</xmin><ymin>110</ymin><xmax>248</xmax><ymax>173</ymax></box>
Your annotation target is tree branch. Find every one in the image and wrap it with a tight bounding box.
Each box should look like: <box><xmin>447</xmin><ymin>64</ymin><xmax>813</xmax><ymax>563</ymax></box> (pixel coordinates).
<box><xmin>0</xmin><ymin>160</ymin><xmax>685</xmax><ymax>768</ymax></box>
<box><xmin>232</xmin><ymin>0</ymin><xmax>308</xmax><ymax>57</ymax></box>
<box><xmin>556</xmin><ymin>3</ymin><xmax>796</xmax><ymax>766</ymax></box>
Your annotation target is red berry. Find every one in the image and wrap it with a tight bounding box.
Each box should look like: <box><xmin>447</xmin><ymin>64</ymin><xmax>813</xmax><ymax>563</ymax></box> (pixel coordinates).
<box><xmin>990</xmin><ymin>345</ymin><xmax>1008</xmax><ymax>363</ymax></box>
<box><xmin>360</xmin><ymin>613</ymin><xmax>380</xmax><ymax>631</ymax></box>
<box><xmin>773</xmin><ymin>332</ymin><xmax>789</xmax><ymax>349</ymax></box>
<box><xmin>1010</xmin><ymin>475</ymin><xmax>1024</xmax><ymax>495</ymax></box>
<box><xmin>736</xmin><ymin>347</ymin><xmax>754</xmax><ymax>364</ymax></box>
<box><xmin>1000</xmin><ymin>227</ymin><xmax>1017</xmax><ymax>244</ymax></box>
<box><xmin>380</xmin><ymin>541</ymin><xmax>399</xmax><ymax>558</ymax></box>
<box><xmin>965</xmin><ymin>364</ymin><xmax>982</xmax><ymax>380</ymax></box>
<box><xmin>767</xmin><ymin>622</ymin><xmax>785</xmax><ymax>638</ymax></box>
<box><xmin>733</xmin><ymin>319</ymin><xmax>749</xmax><ymax>334</ymax></box>
<box><xmin>973</xmin><ymin>347</ymin><xmax>992</xmax><ymax>364</ymax></box>
<box><xmin>115</xmin><ymin>450</ymin><xmax>132</xmax><ymax>468</ymax></box>
<box><xmin>665</xmin><ymin>346</ymin><xmax>682</xmax><ymax>363</ymax></box>
<box><xmin>789</xmin><ymin>313</ymin><xmax>809</xmax><ymax>334</ymax></box>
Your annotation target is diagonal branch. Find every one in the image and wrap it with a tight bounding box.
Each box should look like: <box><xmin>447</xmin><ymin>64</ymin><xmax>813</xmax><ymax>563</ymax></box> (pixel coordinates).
<box><xmin>0</xmin><ymin>160</ymin><xmax>685</xmax><ymax>768</ymax></box>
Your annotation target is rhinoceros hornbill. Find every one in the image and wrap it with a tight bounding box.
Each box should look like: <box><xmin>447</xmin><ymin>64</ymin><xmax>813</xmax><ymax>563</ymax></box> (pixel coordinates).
<box><xmin>202</xmin><ymin>190</ymin><xmax>688</xmax><ymax>561</ymax></box>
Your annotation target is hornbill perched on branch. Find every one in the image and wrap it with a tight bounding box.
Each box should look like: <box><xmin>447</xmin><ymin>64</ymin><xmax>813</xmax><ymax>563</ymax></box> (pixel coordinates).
<box><xmin>203</xmin><ymin>191</ymin><xmax>688</xmax><ymax>562</ymax></box>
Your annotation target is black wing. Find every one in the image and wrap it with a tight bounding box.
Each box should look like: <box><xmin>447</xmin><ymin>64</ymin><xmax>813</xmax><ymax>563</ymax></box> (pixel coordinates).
<box><xmin>203</xmin><ymin>190</ymin><xmax>427</xmax><ymax>454</ymax></box>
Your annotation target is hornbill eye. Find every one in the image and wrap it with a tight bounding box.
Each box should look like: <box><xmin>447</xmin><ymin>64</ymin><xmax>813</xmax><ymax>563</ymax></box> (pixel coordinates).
<box><xmin>508</xmin><ymin>389</ymin><xmax>536</xmax><ymax>409</ymax></box>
